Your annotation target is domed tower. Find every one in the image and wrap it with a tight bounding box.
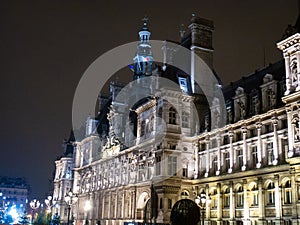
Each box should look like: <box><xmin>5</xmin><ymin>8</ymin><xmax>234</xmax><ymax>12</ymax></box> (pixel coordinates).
<box><xmin>133</xmin><ymin>17</ymin><xmax>154</xmax><ymax>79</ymax></box>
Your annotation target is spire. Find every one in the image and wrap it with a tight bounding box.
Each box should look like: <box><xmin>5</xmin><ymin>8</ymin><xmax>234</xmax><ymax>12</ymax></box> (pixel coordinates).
<box><xmin>133</xmin><ymin>16</ymin><xmax>154</xmax><ymax>79</ymax></box>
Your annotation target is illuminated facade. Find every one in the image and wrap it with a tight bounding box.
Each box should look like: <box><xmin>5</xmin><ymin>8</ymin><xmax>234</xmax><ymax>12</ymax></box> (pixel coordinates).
<box><xmin>53</xmin><ymin>14</ymin><xmax>300</xmax><ymax>225</ymax></box>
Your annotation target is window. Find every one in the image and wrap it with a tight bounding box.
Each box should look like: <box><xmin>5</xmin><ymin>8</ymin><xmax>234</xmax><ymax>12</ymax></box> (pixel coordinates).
<box><xmin>155</xmin><ymin>156</ymin><xmax>161</xmax><ymax>176</ymax></box>
<box><xmin>168</xmin><ymin>156</ymin><xmax>177</xmax><ymax>176</ymax></box>
<box><xmin>250</xmin><ymin>95</ymin><xmax>259</xmax><ymax>115</ymax></box>
<box><xmin>158</xmin><ymin>107</ymin><xmax>163</xmax><ymax>117</ymax></box>
<box><xmin>182</xmin><ymin>167</ymin><xmax>188</xmax><ymax>178</ymax></box>
<box><xmin>224</xmin><ymin>152</ymin><xmax>230</xmax><ymax>171</ymax></box>
<box><xmin>267</xmin><ymin>143</ymin><xmax>274</xmax><ymax>165</ymax></box>
<box><xmin>140</xmin><ymin>120</ymin><xmax>145</xmax><ymax>137</ymax></box>
<box><xmin>237</xmin><ymin>148</ymin><xmax>243</xmax><ymax>169</ymax></box>
<box><xmin>211</xmin><ymin>189</ymin><xmax>217</xmax><ymax>209</ymax></box>
<box><xmin>159</xmin><ymin>198</ymin><xmax>163</xmax><ymax>209</ymax></box>
<box><xmin>284</xmin><ymin>180</ymin><xmax>292</xmax><ymax>204</ymax></box>
<box><xmin>168</xmin><ymin>199</ymin><xmax>172</xmax><ymax>209</ymax></box>
<box><xmin>223</xmin><ymin>188</ymin><xmax>230</xmax><ymax>208</ymax></box>
<box><xmin>169</xmin><ymin>107</ymin><xmax>176</xmax><ymax>124</ymax></box>
<box><xmin>267</xmin><ymin>182</ymin><xmax>275</xmax><ymax>205</ymax></box>
<box><xmin>223</xmin><ymin>135</ymin><xmax>229</xmax><ymax>145</ymax></box>
<box><xmin>252</xmin><ymin>146</ymin><xmax>258</xmax><ymax>167</ymax></box>
<box><xmin>251</xmin><ymin>184</ymin><xmax>258</xmax><ymax>206</ymax></box>
<box><xmin>182</xmin><ymin>111</ymin><xmax>189</xmax><ymax>128</ymax></box>
<box><xmin>236</xmin><ymin>186</ymin><xmax>244</xmax><ymax>207</ymax></box>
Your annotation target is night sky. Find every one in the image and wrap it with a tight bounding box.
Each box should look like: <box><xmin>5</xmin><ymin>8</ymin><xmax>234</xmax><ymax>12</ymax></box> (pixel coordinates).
<box><xmin>0</xmin><ymin>0</ymin><xmax>298</xmax><ymax>199</ymax></box>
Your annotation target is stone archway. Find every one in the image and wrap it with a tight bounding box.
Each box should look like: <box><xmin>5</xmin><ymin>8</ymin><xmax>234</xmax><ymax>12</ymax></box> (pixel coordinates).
<box><xmin>170</xmin><ymin>199</ymin><xmax>200</xmax><ymax>225</ymax></box>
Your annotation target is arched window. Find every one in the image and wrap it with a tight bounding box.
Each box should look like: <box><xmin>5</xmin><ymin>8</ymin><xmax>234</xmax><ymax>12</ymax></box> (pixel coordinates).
<box><xmin>284</xmin><ymin>180</ymin><xmax>292</xmax><ymax>204</ymax></box>
<box><xmin>169</xmin><ymin>107</ymin><xmax>177</xmax><ymax>125</ymax></box>
<box><xmin>267</xmin><ymin>182</ymin><xmax>275</xmax><ymax>205</ymax></box>
<box><xmin>236</xmin><ymin>186</ymin><xmax>244</xmax><ymax>207</ymax></box>
<box><xmin>223</xmin><ymin>188</ymin><xmax>230</xmax><ymax>208</ymax></box>
<box><xmin>210</xmin><ymin>189</ymin><xmax>218</xmax><ymax>209</ymax></box>
<box><xmin>250</xmin><ymin>184</ymin><xmax>258</xmax><ymax>206</ymax></box>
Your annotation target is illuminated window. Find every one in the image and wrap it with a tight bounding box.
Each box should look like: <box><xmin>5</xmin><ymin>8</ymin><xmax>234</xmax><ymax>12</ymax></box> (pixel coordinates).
<box><xmin>267</xmin><ymin>182</ymin><xmax>275</xmax><ymax>205</ymax></box>
<box><xmin>251</xmin><ymin>184</ymin><xmax>258</xmax><ymax>206</ymax></box>
<box><xmin>284</xmin><ymin>180</ymin><xmax>292</xmax><ymax>204</ymax></box>
<box><xmin>236</xmin><ymin>186</ymin><xmax>244</xmax><ymax>207</ymax></box>
<box><xmin>223</xmin><ymin>188</ymin><xmax>230</xmax><ymax>208</ymax></box>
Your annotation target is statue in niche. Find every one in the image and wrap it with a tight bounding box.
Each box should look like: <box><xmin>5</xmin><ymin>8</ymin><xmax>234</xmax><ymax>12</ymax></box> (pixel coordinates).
<box><xmin>238</xmin><ymin>101</ymin><xmax>246</xmax><ymax>119</ymax></box>
<box><xmin>294</xmin><ymin>118</ymin><xmax>300</xmax><ymax>142</ymax></box>
<box><xmin>291</xmin><ymin>60</ymin><xmax>298</xmax><ymax>85</ymax></box>
<box><xmin>254</xmin><ymin>98</ymin><xmax>260</xmax><ymax>114</ymax></box>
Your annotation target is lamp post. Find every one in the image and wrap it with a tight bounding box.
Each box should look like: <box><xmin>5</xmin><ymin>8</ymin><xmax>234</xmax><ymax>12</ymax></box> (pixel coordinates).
<box><xmin>45</xmin><ymin>196</ymin><xmax>57</xmax><ymax>224</ymax></box>
<box><xmin>84</xmin><ymin>200</ymin><xmax>91</xmax><ymax>225</ymax></box>
<box><xmin>195</xmin><ymin>190</ymin><xmax>211</xmax><ymax>225</ymax></box>
<box><xmin>65</xmin><ymin>190</ymin><xmax>78</xmax><ymax>225</ymax></box>
<box><xmin>29</xmin><ymin>199</ymin><xmax>40</xmax><ymax>224</ymax></box>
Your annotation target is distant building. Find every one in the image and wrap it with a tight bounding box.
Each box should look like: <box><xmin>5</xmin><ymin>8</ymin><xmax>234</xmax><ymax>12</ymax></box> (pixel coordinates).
<box><xmin>0</xmin><ymin>176</ymin><xmax>29</xmax><ymax>209</ymax></box>
<box><xmin>53</xmin><ymin>12</ymin><xmax>300</xmax><ymax>225</ymax></box>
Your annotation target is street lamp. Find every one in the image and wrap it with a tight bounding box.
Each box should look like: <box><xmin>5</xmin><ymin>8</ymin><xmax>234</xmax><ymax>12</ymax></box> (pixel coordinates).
<box><xmin>195</xmin><ymin>190</ymin><xmax>211</xmax><ymax>225</ymax></box>
<box><xmin>65</xmin><ymin>190</ymin><xmax>78</xmax><ymax>225</ymax></box>
<box><xmin>29</xmin><ymin>199</ymin><xmax>40</xmax><ymax>224</ymax></box>
<box><xmin>84</xmin><ymin>200</ymin><xmax>91</xmax><ymax>225</ymax></box>
<box><xmin>45</xmin><ymin>196</ymin><xmax>57</xmax><ymax>224</ymax></box>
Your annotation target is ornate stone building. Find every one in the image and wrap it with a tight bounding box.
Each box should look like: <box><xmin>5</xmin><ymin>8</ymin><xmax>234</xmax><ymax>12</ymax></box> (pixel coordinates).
<box><xmin>53</xmin><ymin>13</ymin><xmax>300</xmax><ymax>225</ymax></box>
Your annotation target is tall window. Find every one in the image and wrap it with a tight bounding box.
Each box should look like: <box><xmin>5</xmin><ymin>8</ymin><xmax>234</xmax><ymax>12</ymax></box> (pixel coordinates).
<box><xmin>155</xmin><ymin>156</ymin><xmax>161</xmax><ymax>176</ymax></box>
<box><xmin>169</xmin><ymin>107</ymin><xmax>176</xmax><ymax>124</ymax></box>
<box><xmin>182</xmin><ymin>111</ymin><xmax>189</xmax><ymax>128</ymax></box>
<box><xmin>211</xmin><ymin>189</ymin><xmax>217</xmax><ymax>209</ymax></box>
<box><xmin>213</xmin><ymin>156</ymin><xmax>218</xmax><ymax>173</ymax></box>
<box><xmin>224</xmin><ymin>152</ymin><xmax>230</xmax><ymax>171</ymax></box>
<box><xmin>140</xmin><ymin>120</ymin><xmax>145</xmax><ymax>137</ymax></box>
<box><xmin>251</xmin><ymin>184</ymin><xmax>258</xmax><ymax>206</ymax></box>
<box><xmin>236</xmin><ymin>186</ymin><xmax>244</xmax><ymax>207</ymax></box>
<box><xmin>267</xmin><ymin>182</ymin><xmax>275</xmax><ymax>205</ymax></box>
<box><xmin>252</xmin><ymin>146</ymin><xmax>258</xmax><ymax>168</ymax></box>
<box><xmin>237</xmin><ymin>148</ymin><xmax>243</xmax><ymax>169</ymax></box>
<box><xmin>284</xmin><ymin>180</ymin><xmax>292</xmax><ymax>204</ymax></box>
<box><xmin>267</xmin><ymin>143</ymin><xmax>274</xmax><ymax>165</ymax></box>
<box><xmin>168</xmin><ymin>156</ymin><xmax>177</xmax><ymax>176</ymax></box>
<box><xmin>223</xmin><ymin>188</ymin><xmax>230</xmax><ymax>208</ymax></box>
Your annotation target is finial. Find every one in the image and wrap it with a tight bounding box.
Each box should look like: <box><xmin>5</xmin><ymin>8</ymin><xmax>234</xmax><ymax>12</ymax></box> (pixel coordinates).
<box><xmin>142</xmin><ymin>15</ymin><xmax>149</xmax><ymax>27</ymax></box>
<box><xmin>180</xmin><ymin>24</ymin><xmax>185</xmax><ymax>40</ymax></box>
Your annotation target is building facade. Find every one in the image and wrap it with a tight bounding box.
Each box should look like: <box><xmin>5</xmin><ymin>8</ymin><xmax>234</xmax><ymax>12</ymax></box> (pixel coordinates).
<box><xmin>53</xmin><ymin>14</ymin><xmax>300</xmax><ymax>225</ymax></box>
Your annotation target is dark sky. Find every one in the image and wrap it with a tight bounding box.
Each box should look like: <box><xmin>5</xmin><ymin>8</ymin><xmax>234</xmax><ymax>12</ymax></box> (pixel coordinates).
<box><xmin>0</xmin><ymin>0</ymin><xmax>298</xmax><ymax>198</ymax></box>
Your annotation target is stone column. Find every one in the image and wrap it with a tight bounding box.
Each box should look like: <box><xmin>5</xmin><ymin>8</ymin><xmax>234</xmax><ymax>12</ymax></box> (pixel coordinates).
<box><xmin>216</xmin><ymin>134</ymin><xmax>221</xmax><ymax>175</ymax></box>
<box><xmin>206</xmin><ymin>185</ymin><xmax>211</xmax><ymax>225</ymax></box>
<box><xmin>296</xmin><ymin>51</ymin><xmax>300</xmax><ymax>91</ymax></box>
<box><xmin>274</xmin><ymin>175</ymin><xmax>282</xmax><ymax>225</ymax></box>
<box><xmin>229</xmin><ymin>181</ymin><xmax>235</xmax><ymax>225</ymax></box>
<box><xmin>229</xmin><ymin>130</ymin><xmax>234</xmax><ymax>173</ymax></box>
<box><xmin>290</xmin><ymin>167</ymin><xmax>298</xmax><ymax>224</ymax></box>
<box><xmin>286</xmin><ymin>108</ymin><xmax>294</xmax><ymax>157</ymax></box>
<box><xmin>205</xmin><ymin>136</ymin><xmax>210</xmax><ymax>177</ymax></box>
<box><xmin>284</xmin><ymin>53</ymin><xmax>291</xmax><ymax>95</ymax></box>
<box><xmin>256</xmin><ymin>122</ymin><xmax>262</xmax><ymax>168</ymax></box>
<box><xmin>272</xmin><ymin>116</ymin><xmax>279</xmax><ymax>165</ymax></box>
<box><xmin>242</xmin><ymin>126</ymin><xmax>247</xmax><ymax>171</ymax></box>
<box><xmin>217</xmin><ymin>183</ymin><xmax>222</xmax><ymax>225</ymax></box>
<box><xmin>243</xmin><ymin>180</ymin><xmax>250</xmax><ymax>225</ymax></box>
<box><xmin>257</xmin><ymin>177</ymin><xmax>266</xmax><ymax>225</ymax></box>
<box><xmin>194</xmin><ymin>141</ymin><xmax>199</xmax><ymax>179</ymax></box>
